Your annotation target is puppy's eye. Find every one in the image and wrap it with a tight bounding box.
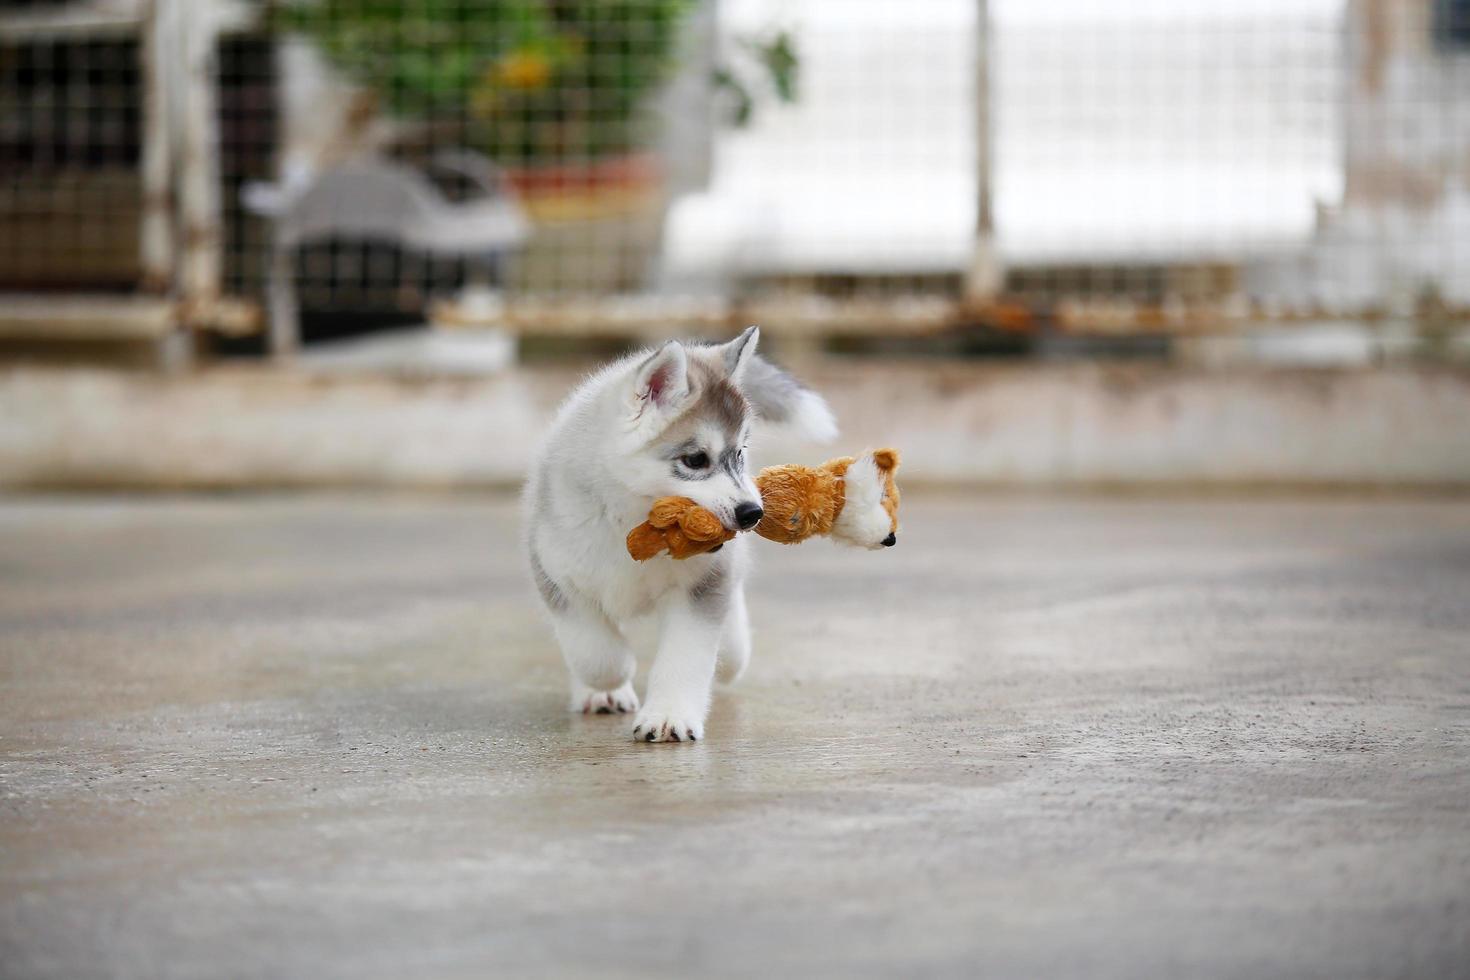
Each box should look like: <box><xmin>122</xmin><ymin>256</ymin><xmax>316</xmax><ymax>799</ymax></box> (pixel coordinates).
<box><xmin>681</xmin><ymin>452</ymin><xmax>710</xmax><ymax>470</ymax></box>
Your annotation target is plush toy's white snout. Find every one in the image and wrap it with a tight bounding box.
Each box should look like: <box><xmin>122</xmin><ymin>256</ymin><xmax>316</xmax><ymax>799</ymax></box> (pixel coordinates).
<box><xmin>832</xmin><ymin>452</ymin><xmax>897</xmax><ymax>550</ymax></box>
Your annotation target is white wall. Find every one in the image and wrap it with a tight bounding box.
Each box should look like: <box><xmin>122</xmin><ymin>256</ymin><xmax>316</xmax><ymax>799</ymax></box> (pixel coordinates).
<box><xmin>662</xmin><ymin>0</ymin><xmax>1348</xmax><ymax>286</ymax></box>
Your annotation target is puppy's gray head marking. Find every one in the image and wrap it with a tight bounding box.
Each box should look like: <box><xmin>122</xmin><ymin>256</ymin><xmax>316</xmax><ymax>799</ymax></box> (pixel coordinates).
<box><xmin>659</xmin><ymin>366</ymin><xmax>752</xmax><ymax>484</ymax></box>
<box><xmin>700</xmin><ymin>375</ymin><xmax>748</xmax><ymax>444</ymax></box>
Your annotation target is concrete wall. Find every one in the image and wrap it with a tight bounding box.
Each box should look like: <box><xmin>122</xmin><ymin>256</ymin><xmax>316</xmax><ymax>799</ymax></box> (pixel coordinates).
<box><xmin>3</xmin><ymin>363</ymin><xmax>1469</xmax><ymax>490</ymax></box>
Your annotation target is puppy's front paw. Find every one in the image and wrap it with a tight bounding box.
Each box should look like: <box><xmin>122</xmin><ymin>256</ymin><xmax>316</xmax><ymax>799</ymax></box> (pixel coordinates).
<box><xmin>631</xmin><ymin>706</ymin><xmax>704</xmax><ymax>743</ymax></box>
<box><xmin>572</xmin><ymin>681</ymin><xmax>640</xmax><ymax>716</ymax></box>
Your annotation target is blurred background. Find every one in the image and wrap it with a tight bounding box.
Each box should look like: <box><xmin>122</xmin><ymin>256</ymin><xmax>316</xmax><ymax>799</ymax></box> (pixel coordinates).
<box><xmin>5</xmin><ymin>6</ymin><xmax>1470</xmax><ymax>975</ymax></box>
<box><xmin>2</xmin><ymin>0</ymin><xmax>1469</xmax><ymax>486</ymax></box>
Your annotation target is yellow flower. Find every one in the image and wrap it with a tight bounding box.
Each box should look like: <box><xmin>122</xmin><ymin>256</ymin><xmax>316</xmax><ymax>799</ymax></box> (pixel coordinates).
<box><xmin>495</xmin><ymin>50</ymin><xmax>552</xmax><ymax>90</ymax></box>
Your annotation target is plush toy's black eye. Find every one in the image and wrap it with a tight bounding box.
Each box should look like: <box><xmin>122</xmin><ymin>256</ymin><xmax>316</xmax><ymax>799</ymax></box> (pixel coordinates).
<box><xmin>681</xmin><ymin>452</ymin><xmax>710</xmax><ymax>470</ymax></box>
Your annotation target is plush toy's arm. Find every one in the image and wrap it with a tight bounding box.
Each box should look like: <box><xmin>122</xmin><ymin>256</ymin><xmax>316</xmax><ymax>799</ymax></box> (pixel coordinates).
<box><xmin>626</xmin><ymin>522</ymin><xmax>679</xmax><ymax>562</ymax></box>
<box><xmin>626</xmin><ymin>497</ymin><xmax>735</xmax><ymax>561</ymax></box>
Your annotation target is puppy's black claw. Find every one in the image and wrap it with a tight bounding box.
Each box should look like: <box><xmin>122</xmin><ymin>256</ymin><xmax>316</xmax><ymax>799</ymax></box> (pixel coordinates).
<box><xmin>595</xmin><ymin>705</ymin><xmax>612</xmax><ymax>715</ymax></box>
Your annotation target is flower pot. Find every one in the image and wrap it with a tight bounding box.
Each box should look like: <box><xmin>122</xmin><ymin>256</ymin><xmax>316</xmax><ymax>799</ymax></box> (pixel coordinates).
<box><xmin>502</xmin><ymin>153</ymin><xmax>666</xmax><ymax>294</ymax></box>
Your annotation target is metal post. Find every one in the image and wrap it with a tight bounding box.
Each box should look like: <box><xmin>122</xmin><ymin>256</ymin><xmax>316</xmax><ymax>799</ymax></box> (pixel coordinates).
<box><xmin>176</xmin><ymin>0</ymin><xmax>223</xmax><ymax>327</ymax></box>
<box><xmin>139</xmin><ymin>0</ymin><xmax>174</xmax><ymax>295</ymax></box>
<box><xmin>267</xmin><ymin>234</ymin><xmax>301</xmax><ymax>358</ymax></box>
<box><xmin>966</xmin><ymin>0</ymin><xmax>1002</xmax><ymax>305</ymax></box>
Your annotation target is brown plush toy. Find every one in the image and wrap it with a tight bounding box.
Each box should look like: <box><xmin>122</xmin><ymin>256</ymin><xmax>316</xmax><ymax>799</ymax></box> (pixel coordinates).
<box><xmin>625</xmin><ymin>496</ymin><xmax>737</xmax><ymax>562</ymax></box>
<box><xmin>626</xmin><ymin>449</ymin><xmax>901</xmax><ymax>561</ymax></box>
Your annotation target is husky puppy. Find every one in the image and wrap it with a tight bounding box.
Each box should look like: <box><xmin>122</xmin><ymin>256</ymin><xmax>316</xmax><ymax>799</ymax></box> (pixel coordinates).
<box><xmin>524</xmin><ymin>327</ymin><xmax>836</xmax><ymax>742</ymax></box>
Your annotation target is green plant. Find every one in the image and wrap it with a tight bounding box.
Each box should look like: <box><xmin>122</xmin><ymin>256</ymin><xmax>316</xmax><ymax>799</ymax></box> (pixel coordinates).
<box><xmin>279</xmin><ymin>0</ymin><xmax>796</xmax><ymax>165</ymax></box>
<box><xmin>713</xmin><ymin>30</ymin><xmax>797</xmax><ymax>128</ymax></box>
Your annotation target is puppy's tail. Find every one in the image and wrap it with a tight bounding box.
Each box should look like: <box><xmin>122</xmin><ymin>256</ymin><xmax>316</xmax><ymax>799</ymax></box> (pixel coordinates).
<box><xmin>741</xmin><ymin>356</ymin><xmax>839</xmax><ymax>444</ymax></box>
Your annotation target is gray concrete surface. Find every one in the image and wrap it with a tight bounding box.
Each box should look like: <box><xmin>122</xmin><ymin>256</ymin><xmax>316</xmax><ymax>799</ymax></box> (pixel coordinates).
<box><xmin>5</xmin><ymin>363</ymin><xmax>1470</xmax><ymax>489</ymax></box>
<box><xmin>1</xmin><ymin>493</ymin><xmax>1468</xmax><ymax>979</ymax></box>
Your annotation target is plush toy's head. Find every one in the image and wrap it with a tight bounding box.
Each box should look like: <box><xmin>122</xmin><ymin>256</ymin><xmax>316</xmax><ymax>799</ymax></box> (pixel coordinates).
<box><xmin>831</xmin><ymin>449</ymin><xmax>901</xmax><ymax>549</ymax></box>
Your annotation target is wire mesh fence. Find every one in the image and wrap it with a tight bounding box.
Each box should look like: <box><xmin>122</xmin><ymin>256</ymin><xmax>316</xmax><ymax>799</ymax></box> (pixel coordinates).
<box><xmin>0</xmin><ymin>27</ymin><xmax>143</xmax><ymax>291</ymax></box>
<box><xmin>1</xmin><ymin>0</ymin><xmax>1468</xmax><ymax>352</ymax></box>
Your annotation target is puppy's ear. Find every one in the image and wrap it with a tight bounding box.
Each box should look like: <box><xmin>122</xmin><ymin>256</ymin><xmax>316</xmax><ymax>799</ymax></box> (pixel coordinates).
<box><xmin>720</xmin><ymin>325</ymin><xmax>760</xmax><ymax>384</ymax></box>
<box><xmin>633</xmin><ymin>341</ymin><xmax>690</xmax><ymax>414</ymax></box>
<box><xmin>871</xmin><ymin>448</ymin><xmax>900</xmax><ymax>473</ymax></box>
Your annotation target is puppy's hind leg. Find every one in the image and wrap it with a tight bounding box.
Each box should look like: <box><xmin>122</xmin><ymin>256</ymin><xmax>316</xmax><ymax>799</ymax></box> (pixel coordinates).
<box><xmin>531</xmin><ymin>546</ymin><xmax>637</xmax><ymax>714</ymax></box>
<box><xmin>550</xmin><ymin>595</ymin><xmax>639</xmax><ymax>716</ymax></box>
<box><xmin>715</xmin><ymin>585</ymin><xmax>751</xmax><ymax>685</ymax></box>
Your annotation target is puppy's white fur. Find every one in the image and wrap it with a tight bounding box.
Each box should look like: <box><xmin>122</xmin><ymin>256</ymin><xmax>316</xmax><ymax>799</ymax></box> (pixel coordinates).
<box><xmin>523</xmin><ymin>328</ymin><xmax>834</xmax><ymax>742</ymax></box>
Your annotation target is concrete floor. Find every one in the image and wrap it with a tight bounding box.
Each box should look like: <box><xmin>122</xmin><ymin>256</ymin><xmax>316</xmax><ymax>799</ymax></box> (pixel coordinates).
<box><xmin>1</xmin><ymin>494</ymin><xmax>1468</xmax><ymax>979</ymax></box>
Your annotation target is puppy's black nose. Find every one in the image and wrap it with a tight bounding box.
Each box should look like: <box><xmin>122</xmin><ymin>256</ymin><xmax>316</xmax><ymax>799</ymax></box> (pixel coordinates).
<box><xmin>882</xmin><ymin>532</ymin><xmax>897</xmax><ymax>547</ymax></box>
<box><xmin>735</xmin><ymin>502</ymin><xmax>764</xmax><ymax>530</ymax></box>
